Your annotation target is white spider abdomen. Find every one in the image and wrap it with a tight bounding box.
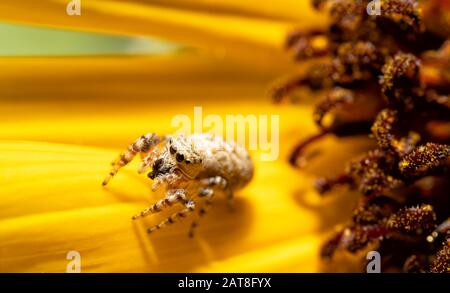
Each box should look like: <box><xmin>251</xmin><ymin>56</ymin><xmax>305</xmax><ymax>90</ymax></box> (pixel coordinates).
<box><xmin>189</xmin><ymin>133</ymin><xmax>254</xmax><ymax>190</ymax></box>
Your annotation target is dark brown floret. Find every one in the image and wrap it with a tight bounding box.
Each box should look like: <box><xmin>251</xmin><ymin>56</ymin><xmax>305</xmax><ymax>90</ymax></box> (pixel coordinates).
<box><xmin>429</xmin><ymin>239</ymin><xmax>450</xmax><ymax>273</ymax></box>
<box><xmin>380</xmin><ymin>53</ymin><xmax>422</xmax><ymax>110</ymax></box>
<box><xmin>346</xmin><ymin>149</ymin><xmax>402</xmax><ymax>196</ymax></box>
<box><xmin>381</xmin><ymin>0</ymin><xmax>423</xmax><ymax>33</ymax></box>
<box><xmin>403</xmin><ymin>254</ymin><xmax>426</xmax><ymax>273</ymax></box>
<box><xmin>312</xmin><ymin>0</ymin><xmax>328</xmax><ymax>10</ymax></box>
<box><xmin>352</xmin><ymin>196</ymin><xmax>399</xmax><ymax>225</ymax></box>
<box><xmin>398</xmin><ymin>143</ymin><xmax>450</xmax><ymax>178</ymax></box>
<box><xmin>332</xmin><ymin>41</ymin><xmax>385</xmax><ymax>83</ymax></box>
<box><xmin>321</xmin><ymin>224</ymin><xmax>388</xmax><ymax>259</ymax></box>
<box><xmin>387</xmin><ymin>204</ymin><xmax>437</xmax><ymax>234</ymax></box>
<box><xmin>313</xmin><ymin>87</ymin><xmax>354</xmax><ymax>127</ymax></box>
<box><xmin>276</xmin><ymin>0</ymin><xmax>450</xmax><ymax>272</ymax></box>
<box><xmin>371</xmin><ymin>108</ymin><xmax>398</xmax><ymax>150</ymax></box>
<box><xmin>371</xmin><ymin>108</ymin><xmax>422</xmax><ymax>155</ymax></box>
<box><xmin>286</xmin><ymin>31</ymin><xmax>330</xmax><ymax>60</ymax></box>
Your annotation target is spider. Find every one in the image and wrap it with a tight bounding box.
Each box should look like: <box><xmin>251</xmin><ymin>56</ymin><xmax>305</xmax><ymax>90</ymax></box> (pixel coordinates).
<box><xmin>103</xmin><ymin>133</ymin><xmax>253</xmax><ymax>237</ymax></box>
<box><xmin>274</xmin><ymin>0</ymin><xmax>450</xmax><ymax>272</ymax></box>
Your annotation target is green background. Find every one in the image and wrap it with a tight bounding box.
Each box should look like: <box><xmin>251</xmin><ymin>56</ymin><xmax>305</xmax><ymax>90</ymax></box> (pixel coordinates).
<box><xmin>0</xmin><ymin>22</ymin><xmax>178</xmax><ymax>56</ymax></box>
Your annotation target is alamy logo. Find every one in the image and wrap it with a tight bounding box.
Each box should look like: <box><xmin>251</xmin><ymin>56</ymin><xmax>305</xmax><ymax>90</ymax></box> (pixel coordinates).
<box><xmin>66</xmin><ymin>250</ymin><xmax>81</xmax><ymax>273</ymax></box>
<box><xmin>66</xmin><ymin>0</ymin><xmax>81</xmax><ymax>16</ymax></box>
<box><xmin>171</xmin><ymin>107</ymin><xmax>279</xmax><ymax>161</ymax></box>
<box><xmin>366</xmin><ymin>251</ymin><xmax>381</xmax><ymax>273</ymax></box>
<box><xmin>367</xmin><ymin>0</ymin><xmax>381</xmax><ymax>16</ymax></box>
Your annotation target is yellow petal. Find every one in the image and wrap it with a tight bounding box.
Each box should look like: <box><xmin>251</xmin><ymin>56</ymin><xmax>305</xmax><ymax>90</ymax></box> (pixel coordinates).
<box><xmin>0</xmin><ymin>140</ymin><xmax>325</xmax><ymax>272</ymax></box>
<box><xmin>0</xmin><ymin>0</ymin><xmax>325</xmax><ymax>62</ymax></box>
<box><xmin>131</xmin><ymin>0</ymin><xmax>324</xmax><ymax>22</ymax></box>
<box><xmin>0</xmin><ymin>52</ymin><xmax>292</xmax><ymax>100</ymax></box>
<box><xmin>0</xmin><ymin>96</ymin><xmax>370</xmax><ymax>272</ymax></box>
<box><xmin>0</xmin><ymin>52</ymin><xmax>294</xmax><ymax>146</ymax></box>
<box><xmin>0</xmin><ymin>68</ymin><xmax>369</xmax><ymax>272</ymax></box>
<box><xmin>197</xmin><ymin>234</ymin><xmax>323</xmax><ymax>272</ymax></box>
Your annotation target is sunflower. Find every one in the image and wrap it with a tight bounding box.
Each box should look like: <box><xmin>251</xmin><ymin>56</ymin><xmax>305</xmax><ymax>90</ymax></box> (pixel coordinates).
<box><xmin>0</xmin><ymin>1</ymin><xmax>366</xmax><ymax>272</ymax></box>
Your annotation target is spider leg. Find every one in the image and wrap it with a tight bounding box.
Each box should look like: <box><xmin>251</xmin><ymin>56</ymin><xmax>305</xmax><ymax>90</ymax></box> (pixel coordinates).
<box><xmin>138</xmin><ymin>149</ymin><xmax>160</xmax><ymax>175</ymax></box>
<box><xmin>188</xmin><ymin>176</ymin><xmax>230</xmax><ymax>237</ymax></box>
<box><xmin>147</xmin><ymin>199</ymin><xmax>196</xmax><ymax>234</ymax></box>
<box><xmin>102</xmin><ymin>133</ymin><xmax>163</xmax><ymax>186</ymax></box>
<box><xmin>188</xmin><ymin>187</ymin><xmax>215</xmax><ymax>238</ymax></box>
<box><xmin>202</xmin><ymin>176</ymin><xmax>233</xmax><ymax>208</ymax></box>
<box><xmin>226</xmin><ymin>190</ymin><xmax>235</xmax><ymax>211</ymax></box>
<box><xmin>132</xmin><ymin>189</ymin><xmax>186</xmax><ymax>220</ymax></box>
<box><xmin>200</xmin><ymin>176</ymin><xmax>228</xmax><ymax>192</ymax></box>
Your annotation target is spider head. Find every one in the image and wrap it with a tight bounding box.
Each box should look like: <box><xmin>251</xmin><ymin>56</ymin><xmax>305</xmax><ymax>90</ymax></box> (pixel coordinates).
<box><xmin>147</xmin><ymin>135</ymin><xmax>203</xmax><ymax>180</ymax></box>
<box><xmin>167</xmin><ymin>135</ymin><xmax>203</xmax><ymax>179</ymax></box>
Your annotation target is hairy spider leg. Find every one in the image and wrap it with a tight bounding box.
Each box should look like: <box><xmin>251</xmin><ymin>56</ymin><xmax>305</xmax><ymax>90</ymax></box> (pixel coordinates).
<box><xmin>188</xmin><ymin>176</ymin><xmax>229</xmax><ymax>238</ymax></box>
<box><xmin>102</xmin><ymin>133</ymin><xmax>163</xmax><ymax>186</ymax></box>
<box><xmin>132</xmin><ymin>189</ymin><xmax>187</xmax><ymax>220</ymax></box>
<box><xmin>147</xmin><ymin>199</ymin><xmax>196</xmax><ymax>234</ymax></box>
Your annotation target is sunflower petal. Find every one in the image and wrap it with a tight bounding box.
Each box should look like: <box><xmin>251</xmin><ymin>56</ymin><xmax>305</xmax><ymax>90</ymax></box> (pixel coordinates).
<box><xmin>0</xmin><ymin>52</ymin><xmax>297</xmax><ymax>147</ymax></box>
<box><xmin>196</xmin><ymin>234</ymin><xmax>322</xmax><ymax>272</ymax></box>
<box><xmin>0</xmin><ymin>0</ymin><xmax>325</xmax><ymax>61</ymax></box>
<box><xmin>130</xmin><ymin>0</ymin><xmax>325</xmax><ymax>22</ymax></box>
<box><xmin>0</xmin><ymin>140</ymin><xmax>326</xmax><ymax>272</ymax></box>
<box><xmin>0</xmin><ymin>53</ymin><xmax>292</xmax><ymax>100</ymax></box>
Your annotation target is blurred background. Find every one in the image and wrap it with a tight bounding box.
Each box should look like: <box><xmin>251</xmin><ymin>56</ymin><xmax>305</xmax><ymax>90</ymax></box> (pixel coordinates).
<box><xmin>0</xmin><ymin>22</ymin><xmax>178</xmax><ymax>56</ymax></box>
